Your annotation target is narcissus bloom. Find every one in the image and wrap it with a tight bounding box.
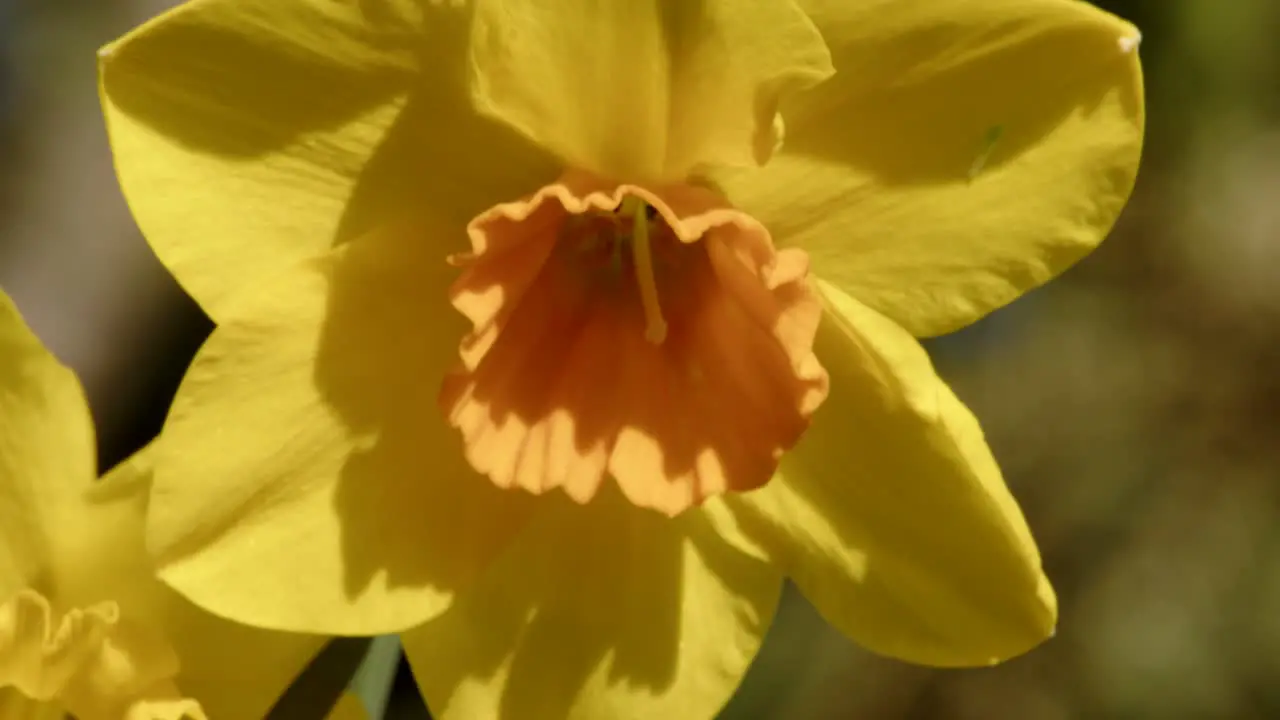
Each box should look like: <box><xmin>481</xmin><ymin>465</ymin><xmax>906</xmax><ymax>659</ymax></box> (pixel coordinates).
<box><xmin>0</xmin><ymin>290</ymin><xmax>326</xmax><ymax>718</ymax></box>
<box><xmin>100</xmin><ymin>0</ymin><xmax>1143</xmax><ymax>717</ymax></box>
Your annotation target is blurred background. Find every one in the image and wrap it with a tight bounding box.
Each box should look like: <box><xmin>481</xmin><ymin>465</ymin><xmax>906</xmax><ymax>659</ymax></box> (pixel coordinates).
<box><xmin>2</xmin><ymin>0</ymin><xmax>1277</xmax><ymax>718</ymax></box>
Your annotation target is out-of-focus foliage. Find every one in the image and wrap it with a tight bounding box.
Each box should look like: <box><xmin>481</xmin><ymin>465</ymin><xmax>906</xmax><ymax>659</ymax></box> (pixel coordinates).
<box><xmin>1</xmin><ymin>1</ymin><xmax>1277</xmax><ymax>718</ymax></box>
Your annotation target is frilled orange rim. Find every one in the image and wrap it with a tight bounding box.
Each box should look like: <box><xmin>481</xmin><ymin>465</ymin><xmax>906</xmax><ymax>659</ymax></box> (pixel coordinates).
<box><xmin>440</xmin><ymin>170</ymin><xmax>829</xmax><ymax>516</ymax></box>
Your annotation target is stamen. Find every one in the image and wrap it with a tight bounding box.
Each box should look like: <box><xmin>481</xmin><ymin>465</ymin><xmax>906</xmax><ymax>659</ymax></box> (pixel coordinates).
<box><xmin>623</xmin><ymin>196</ymin><xmax>668</xmax><ymax>344</ymax></box>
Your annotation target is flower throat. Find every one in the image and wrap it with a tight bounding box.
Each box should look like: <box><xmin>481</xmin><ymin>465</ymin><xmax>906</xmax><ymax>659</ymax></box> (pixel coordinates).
<box><xmin>562</xmin><ymin>196</ymin><xmax>675</xmax><ymax>344</ymax></box>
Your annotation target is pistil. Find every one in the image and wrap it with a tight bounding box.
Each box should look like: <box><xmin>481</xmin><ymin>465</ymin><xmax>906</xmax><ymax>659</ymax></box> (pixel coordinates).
<box><xmin>622</xmin><ymin>196</ymin><xmax>668</xmax><ymax>344</ymax></box>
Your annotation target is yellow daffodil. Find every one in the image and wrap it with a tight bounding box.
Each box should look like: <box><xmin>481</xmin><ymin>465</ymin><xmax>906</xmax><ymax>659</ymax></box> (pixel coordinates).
<box><xmin>0</xmin><ymin>290</ymin><xmax>325</xmax><ymax>719</ymax></box>
<box><xmin>99</xmin><ymin>0</ymin><xmax>1144</xmax><ymax>717</ymax></box>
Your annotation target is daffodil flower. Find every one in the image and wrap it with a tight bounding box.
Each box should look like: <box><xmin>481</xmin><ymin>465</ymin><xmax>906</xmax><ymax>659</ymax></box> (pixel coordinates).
<box><xmin>99</xmin><ymin>0</ymin><xmax>1143</xmax><ymax>716</ymax></box>
<box><xmin>0</xmin><ymin>290</ymin><xmax>325</xmax><ymax>719</ymax></box>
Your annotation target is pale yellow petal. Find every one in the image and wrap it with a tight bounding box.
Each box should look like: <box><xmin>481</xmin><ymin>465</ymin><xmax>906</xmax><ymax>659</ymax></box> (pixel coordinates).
<box><xmin>43</xmin><ymin>450</ymin><xmax>184</xmax><ymax>718</ymax></box>
<box><xmin>60</xmin><ymin>625</ymin><xmax>187</xmax><ymax>720</ymax></box>
<box><xmin>100</xmin><ymin>0</ymin><xmax>557</xmax><ymax>320</ymax></box>
<box><xmin>719</xmin><ymin>0</ymin><xmax>1144</xmax><ymax>336</ymax></box>
<box><xmin>156</xmin><ymin>594</ymin><xmax>321</xmax><ymax>720</ymax></box>
<box><xmin>0</xmin><ymin>594</ymin><xmax>194</xmax><ymax>720</ymax></box>
<box><xmin>0</xmin><ymin>289</ymin><xmax>96</xmax><ymax>597</ymax></box>
<box><xmin>87</xmin><ymin>448</ymin><xmax>324</xmax><ymax>720</ymax></box>
<box><xmin>0</xmin><ymin>591</ymin><xmax>116</xmax><ymax>703</ymax></box>
<box><xmin>0</xmin><ymin>443</ymin><xmax>195</xmax><ymax>719</ymax></box>
<box><xmin>469</xmin><ymin>0</ymin><xmax>831</xmax><ymax>181</ymax></box>
<box><xmin>150</xmin><ymin>225</ymin><xmax>531</xmax><ymax>635</ymax></box>
<box><xmin>44</xmin><ymin>451</ymin><xmax>164</xmax><ymax>620</ymax></box>
<box><xmin>722</xmin><ymin>283</ymin><xmax>1055</xmax><ymax>667</ymax></box>
<box><xmin>0</xmin><ymin>444</ymin><xmax>260</xmax><ymax>720</ymax></box>
<box><xmin>404</xmin><ymin>488</ymin><xmax>781</xmax><ymax>720</ymax></box>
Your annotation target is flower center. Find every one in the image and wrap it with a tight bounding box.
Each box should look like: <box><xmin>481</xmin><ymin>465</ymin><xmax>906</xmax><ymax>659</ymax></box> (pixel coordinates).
<box><xmin>623</xmin><ymin>197</ymin><xmax>669</xmax><ymax>345</ymax></box>
<box><xmin>561</xmin><ymin>196</ymin><xmax>677</xmax><ymax>344</ymax></box>
<box><xmin>441</xmin><ymin>172</ymin><xmax>829</xmax><ymax>516</ymax></box>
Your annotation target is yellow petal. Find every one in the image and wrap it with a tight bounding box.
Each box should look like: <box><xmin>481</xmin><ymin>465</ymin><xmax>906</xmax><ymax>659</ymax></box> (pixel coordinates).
<box><xmin>43</xmin><ymin>452</ymin><xmax>163</xmax><ymax>619</ymax></box>
<box><xmin>403</xmin><ymin>489</ymin><xmax>781</xmax><ymax>720</ymax></box>
<box><xmin>150</xmin><ymin>225</ymin><xmax>531</xmax><ymax>635</ymax></box>
<box><xmin>325</xmin><ymin>693</ymin><xmax>369</xmax><ymax>720</ymax></box>
<box><xmin>719</xmin><ymin>0</ymin><xmax>1144</xmax><ymax>337</ymax></box>
<box><xmin>0</xmin><ymin>289</ymin><xmax>96</xmax><ymax>597</ymax></box>
<box><xmin>90</xmin><ymin>449</ymin><xmax>325</xmax><ymax>720</ymax></box>
<box><xmin>60</xmin><ymin>628</ymin><xmax>189</xmax><ymax>720</ymax></box>
<box><xmin>100</xmin><ymin>0</ymin><xmax>557</xmax><ymax>320</ymax></box>
<box><xmin>0</xmin><ymin>442</ymin><xmax>198</xmax><ymax>719</ymax></box>
<box><xmin>469</xmin><ymin>0</ymin><xmax>832</xmax><ymax>182</ymax></box>
<box><xmin>159</xmin><ymin>594</ymin><xmax>322</xmax><ymax>720</ymax></box>
<box><xmin>723</xmin><ymin>283</ymin><xmax>1055</xmax><ymax>667</ymax></box>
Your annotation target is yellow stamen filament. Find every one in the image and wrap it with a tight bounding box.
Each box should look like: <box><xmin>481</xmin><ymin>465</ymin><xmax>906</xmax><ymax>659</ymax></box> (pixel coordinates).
<box><xmin>624</xmin><ymin>197</ymin><xmax>668</xmax><ymax>344</ymax></box>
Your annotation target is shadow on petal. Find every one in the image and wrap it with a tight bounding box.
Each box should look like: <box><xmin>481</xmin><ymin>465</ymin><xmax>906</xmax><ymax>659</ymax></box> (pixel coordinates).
<box><xmin>406</xmin><ymin>487</ymin><xmax>781</xmax><ymax>720</ymax></box>
<box><xmin>309</xmin><ymin>2</ymin><xmax>557</xmax><ymax>608</ymax></box>
<box><xmin>100</xmin><ymin>1</ymin><xmax>423</xmax><ymax>158</ymax></box>
<box><xmin>331</xmin><ymin>8</ymin><xmax>560</xmax><ymax>248</ymax></box>
<box><xmin>312</xmin><ymin>220</ymin><xmax>536</xmax><ymax>609</ymax></box>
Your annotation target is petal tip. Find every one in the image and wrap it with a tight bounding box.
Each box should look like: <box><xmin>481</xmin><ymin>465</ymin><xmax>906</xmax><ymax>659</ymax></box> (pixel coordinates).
<box><xmin>1118</xmin><ymin>31</ymin><xmax>1142</xmax><ymax>54</ymax></box>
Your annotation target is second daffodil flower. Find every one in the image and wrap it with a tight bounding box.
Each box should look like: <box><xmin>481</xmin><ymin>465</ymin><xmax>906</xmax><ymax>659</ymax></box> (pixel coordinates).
<box><xmin>0</xmin><ymin>290</ymin><xmax>325</xmax><ymax>719</ymax></box>
<box><xmin>99</xmin><ymin>0</ymin><xmax>1144</xmax><ymax>717</ymax></box>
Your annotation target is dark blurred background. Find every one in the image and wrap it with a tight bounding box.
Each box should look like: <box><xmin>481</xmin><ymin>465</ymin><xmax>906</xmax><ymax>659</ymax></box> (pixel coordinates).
<box><xmin>2</xmin><ymin>1</ymin><xmax>1278</xmax><ymax>718</ymax></box>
